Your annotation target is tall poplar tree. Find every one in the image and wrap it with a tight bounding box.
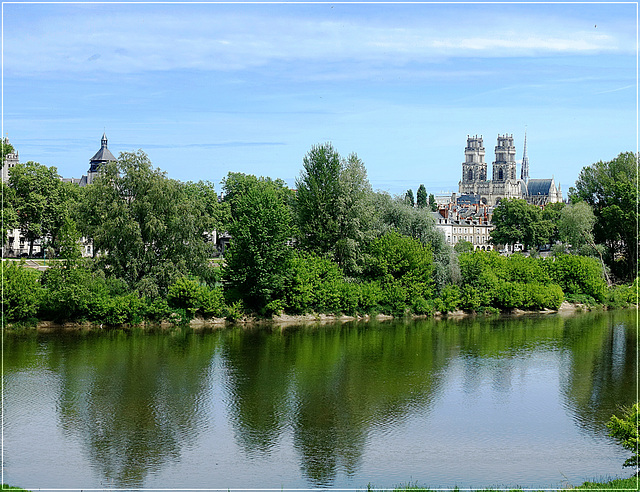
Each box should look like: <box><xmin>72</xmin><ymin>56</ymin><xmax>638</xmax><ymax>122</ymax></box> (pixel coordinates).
<box><xmin>295</xmin><ymin>143</ymin><xmax>342</xmax><ymax>256</ymax></box>
<box><xmin>416</xmin><ymin>184</ymin><xmax>427</xmax><ymax>208</ymax></box>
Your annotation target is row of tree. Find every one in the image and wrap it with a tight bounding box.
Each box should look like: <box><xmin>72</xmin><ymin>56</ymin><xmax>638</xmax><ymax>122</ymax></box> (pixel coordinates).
<box><xmin>487</xmin><ymin>151</ymin><xmax>637</xmax><ymax>282</ymax></box>
<box><xmin>1</xmin><ymin>139</ymin><xmax>636</xmax><ymax>322</ymax></box>
<box><xmin>404</xmin><ymin>184</ymin><xmax>437</xmax><ymax>211</ymax></box>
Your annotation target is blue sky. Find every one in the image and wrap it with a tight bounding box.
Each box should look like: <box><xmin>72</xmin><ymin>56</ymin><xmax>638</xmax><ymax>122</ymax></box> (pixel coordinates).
<box><xmin>2</xmin><ymin>2</ymin><xmax>637</xmax><ymax>197</ymax></box>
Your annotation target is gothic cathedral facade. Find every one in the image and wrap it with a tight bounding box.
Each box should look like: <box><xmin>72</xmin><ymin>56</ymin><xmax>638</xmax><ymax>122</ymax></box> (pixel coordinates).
<box><xmin>459</xmin><ymin>134</ymin><xmax>562</xmax><ymax>206</ymax></box>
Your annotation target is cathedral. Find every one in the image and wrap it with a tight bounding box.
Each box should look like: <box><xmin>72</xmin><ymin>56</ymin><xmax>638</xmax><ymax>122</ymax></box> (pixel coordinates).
<box><xmin>458</xmin><ymin>134</ymin><xmax>563</xmax><ymax>206</ymax></box>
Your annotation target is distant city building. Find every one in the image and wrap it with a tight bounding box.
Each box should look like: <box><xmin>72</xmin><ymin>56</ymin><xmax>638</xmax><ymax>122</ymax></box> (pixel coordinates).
<box><xmin>432</xmin><ymin>203</ymin><xmax>495</xmax><ymax>251</ymax></box>
<box><xmin>1</xmin><ymin>137</ymin><xmax>20</xmax><ymax>183</ymax></box>
<box><xmin>459</xmin><ymin>133</ymin><xmax>562</xmax><ymax>206</ymax></box>
<box><xmin>62</xmin><ymin>133</ymin><xmax>117</xmax><ymax>186</ymax></box>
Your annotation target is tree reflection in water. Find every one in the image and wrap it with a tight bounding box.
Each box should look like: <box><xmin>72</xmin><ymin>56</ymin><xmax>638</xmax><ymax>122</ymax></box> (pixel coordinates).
<box><xmin>52</xmin><ymin>329</ymin><xmax>219</xmax><ymax>487</ymax></box>
<box><xmin>3</xmin><ymin>310</ymin><xmax>637</xmax><ymax>489</ymax></box>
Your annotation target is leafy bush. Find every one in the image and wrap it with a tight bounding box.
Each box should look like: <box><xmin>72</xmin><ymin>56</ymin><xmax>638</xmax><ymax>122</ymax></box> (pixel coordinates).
<box><xmin>459</xmin><ymin>284</ymin><xmax>482</xmax><ymax>311</ymax></box>
<box><xmin>91</xmin><ymin>293</ymin><xmax>145</xmax><ymax>325</ymax></box>
<box><xmin>379</xmin><ymin>280</ymin><xmax>408</xmax><ymax>317</ymax></box>
<box><xmin>225</xmin><ymin>300</ymin><xmax>244</xmax><ymax>322</ymax></box>
<box><xmin>2</xmin><ymin>262</ymin><xmax>43</xmax><ymax>322</ymax></box>
<box><xmin>607</xmin><ymin>402</ymin><xmax>639</xmax><ymax>468</ymax></box>
<box><xmin>357</xmin><ymin>281</ymin><xmax>383</xmax><ymax>314</ymax></box>
<box><xmin>40</xmin><ymin>266</ymin><xmax>111</xmax><ymax>321</ymax></box>
<box><xmin>200</xmin><ymin>286</ymin><xmax>226</xmax><ymax>318</ymax></box>
<box><xmin>364</xmin><ymin>232</ymin><xmax>434</xmax><ymax>290</ymax></box>
<box><xmin>283</xmin><ymin>252</ymin><xmax>343</xmax><ymax>314</ymax></box>
<box><xmin>167</xmin><ymin>277</ymin><xmax>203</xmax><ymax>318</ymax></box>
<box><xmin>607</xmin><ymin>278</ymin><xmax>638</xmax><ymax>308</ymax></box>
<box><xmin>435</xmin><ymin>284</ymin><xmax>461</xmax><ymax>313</ymax></box>
<box><xmin>546</xmin><ymin>254</ymin><xmax>607</xmax><ymax>303</ymax></box>
<box><xmin>144</xmin><ymin>297</ymin><xmax>173</xmax><ymax>322</ymax></box>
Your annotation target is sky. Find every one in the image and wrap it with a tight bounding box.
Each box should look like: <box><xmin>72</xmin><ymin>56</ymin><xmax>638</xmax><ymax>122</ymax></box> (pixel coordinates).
<box><xmin>2</xmin><ymin>2</ymin><xmax>637</xmax><ymax>197</ymax></box>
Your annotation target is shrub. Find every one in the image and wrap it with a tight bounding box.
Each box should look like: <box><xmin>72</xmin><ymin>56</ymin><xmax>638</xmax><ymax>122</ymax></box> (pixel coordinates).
<box><xmin>284</xmin><ymin>252</ymin><xmax>342</xmax><ymax>314</ymax></box>
<box><xmin>547</xmin><ymin>254</ymin><xmax>607</xmax><ymax>303</ymax></box>
<box><xmin>365</xmin><ymin>232</ymin><xmax>434</xmax><ymax>288</ymax></box>
<box><xmin>225</xmin><ymin>300</ymin><xmax>244</xmax><ymax>322</ymax></box>
<box><xmin>39</xmin><ymin>266</ymin><xmax>110</xmax><ymax>321</ymax></box>
<box><xmin>357</xmin><ymin>281</ymin><xmax>383</xmax><ymax>314</ymax></box>
<box><xmin>380</xmin><ymin>280</ymin><xmax>408</xmax><ymax>317</ymax></box>
<box><xmin>200</xmin><ymin>286</ymin><xmax>226</xmax><ymax>318</ymax></box>
<box><xmin>435</xmin><ymin>284</ymin><xmax>461</xmax><ymax>313</ymax></box>
<box><xmin>496</xmin><ymin>281</ymin><xmax>524</xmax><ymax>309</ymax></box>
<box><xmin>92</xmin><ymin>293</ymin><xmax>145</xmax><ymax>325</ymax></box>
<box><xmin>459</xmin><ymin>284</ymin><xmax>482</xmax><ymax>311</ymax></box>
<box><xmin>167</xmin><ymin>277</ymin><xmax>203</xmax><ymax>319</ymax></box>
<box><xmin>339</xmin><ymin>281</ymin><xmax>360</xmax><ymax>316</ymax></box>
<box><xmin>607</xmin><ymin>402</ymin><xmax>639</xmax><ymax>469</ymax></box>
<box><xmin>145</xmin><ymin>297</ymin><xmax>173</xmax><ymax>322</ymax></box>
<box><xmin>2</xmin><ymin>262</ymin><xmax>43</xmax><ymax>322</ymax></box>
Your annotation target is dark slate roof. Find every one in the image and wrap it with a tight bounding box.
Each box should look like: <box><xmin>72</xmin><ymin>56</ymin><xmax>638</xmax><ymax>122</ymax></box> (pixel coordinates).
<box><xmin>526</xmin><ymin>179</ymin><xmax>553</xmax><ymax>196</ymax></box>
<box><xmin>90</xmin><ymin>146</ymin><xmax>116</xmax><ymax>163</ymax></box>
<box><xmin>457</xmin><ymin>193</ymin><xmax>481</xmax><ymax>204</ymax></box>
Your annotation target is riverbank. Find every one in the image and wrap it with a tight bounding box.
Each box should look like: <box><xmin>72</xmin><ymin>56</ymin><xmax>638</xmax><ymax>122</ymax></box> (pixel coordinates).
<box><xmin>6</xmin><ymin>302</ymin><xmax>635</xmax><ymax>332</ymax></box>
<box><xmin>386</xmin><ymin>475</ymin><xmax>638</xmax><ymax>491</ymax></box>
<box><xmin>3</xmin><ymin>475</ymin><xmax>637</xmax><ymax>491</ymax></box>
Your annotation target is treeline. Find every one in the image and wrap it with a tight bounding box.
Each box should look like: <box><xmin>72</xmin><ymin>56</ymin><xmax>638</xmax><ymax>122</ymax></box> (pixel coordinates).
<box><xmin>1</xmin><ymin>143</ymin><xmax>637</xmax><ymax>325</ymax></box>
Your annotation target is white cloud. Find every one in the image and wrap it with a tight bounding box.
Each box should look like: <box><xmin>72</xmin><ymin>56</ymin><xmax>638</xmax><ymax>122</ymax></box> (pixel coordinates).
<box><xmin>3</xmin><ymin>5</ymin><xmax>634</xmax><ymax>78</ymax></box>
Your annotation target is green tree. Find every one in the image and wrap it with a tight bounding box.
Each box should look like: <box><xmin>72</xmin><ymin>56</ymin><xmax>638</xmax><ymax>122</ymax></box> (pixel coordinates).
<box><xmin>372</xmin><ymin>192</ymin><xmax>457</xmax><ymax>290</ymax></box>
<box><xmin>1</xmin><ymin>139</ymin><xmax>17</xmax><ymax>244</ymax></box>
<box><xmin>9</xmin><ymin>162</ymin><xmax>71</xmax><ymax>256</ymax></box>
<box><xmin>295</xmin><ymin>143</ymin><xmax>342</xmax><ymax>256</ymax></box>
<box><xmin>335</xmin><ymin>153</ymin><xmax>376</xmax><ymax>275</ymax></box>
<box><xmin>607</xmin><ymin>402</ymin><xmax>639</xmax><ymax>469</ymax></box>
<box><xmin>77</xmin><ymin>151</ymin><xmax>211</xmax><ymax>296</ymax></box>
<box><xmin>404</xmin><ymin>189</ymin><xmax>414</xmax><ymax>207</ymax></box>
<box><xmin>57</xmin><ymin>216</ymin><xmax>83</xmax><ymax>266</ymax></box>
<box><xmin>454</xmin><ymin>240</ymin><xmax>474</xmax><ymax>254</ymax></box>
<box><xmin>570</xmin><ymin>152</ymin><xmax>638</xmax><ymax>280</ymax></box>
<box><xmin>416</xmin><ymin>184</ymin><xmax>427</xmax><ymax>209</ymax></box>
<box><xmin>1</xmin><ymin>181</ymin><xmax>18</xmax><ymax>245</ymax></box>
<box><xmin>222</xmin><ymin>175</ymin><xmax>294</xmax><ymax>313</ymax></box>
<box><xmin>558</xmin><ymin>201</ymin><xmax>610</xmax><ymax>285</ymax></box>
<box><xmin>1</xmin><ymin>138</ymin><xmax>14</xmax><ymax>163</ymax></box>
<box><xmin>183</xmin><ymin>180</ymin><xmax>231</xmax><ymax>236</ymax></box>
<box><xmin>1</xmin><ymin>261</ymin><xmax>43</xmax><ymax>321</ymax></box>
<box><xmin>490</xmin><ymin>198</ymin><xmax>551</xmax><ymax>250</ymax></box>
<box><xmin>428</xmin><ymin>193</ymin><xmax>437</xmax><ymax>212</ymax></box>
<box><xmin>541</xmin><ymin>201</ymin><xmax>565</xmax><ymax>244</ymax></box>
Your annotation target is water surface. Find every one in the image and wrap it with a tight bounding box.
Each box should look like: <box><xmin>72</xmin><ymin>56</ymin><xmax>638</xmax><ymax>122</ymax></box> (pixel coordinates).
<box><xmin>4</xmin><ymin>310</ymin><xmax>637</xmax><ymax>489</ymax></box>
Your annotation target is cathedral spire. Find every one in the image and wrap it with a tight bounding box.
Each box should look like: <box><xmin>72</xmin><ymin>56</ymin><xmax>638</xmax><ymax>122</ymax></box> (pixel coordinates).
<box><xmin>520</xmin><ymin>130</ymin><xmax>529</xmax><ymax>183</ymax></box>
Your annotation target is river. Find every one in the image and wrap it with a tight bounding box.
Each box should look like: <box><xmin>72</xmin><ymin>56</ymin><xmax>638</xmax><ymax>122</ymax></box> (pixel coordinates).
<box><xmin>3</xmin><ymin>309</ymin><xmax>637</xmax><ymax>489</ymax></box>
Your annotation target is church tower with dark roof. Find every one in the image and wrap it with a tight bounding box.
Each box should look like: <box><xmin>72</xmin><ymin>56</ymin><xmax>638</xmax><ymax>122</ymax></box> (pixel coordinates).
<box><xmin>87</xmin><ymin>132</ymin><xmax>116</xmax><ymax>185</ymax></box>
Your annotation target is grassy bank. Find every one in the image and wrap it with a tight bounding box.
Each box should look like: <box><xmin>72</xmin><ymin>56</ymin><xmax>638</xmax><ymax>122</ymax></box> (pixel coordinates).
<box><xmin>3</xmin><ymin>476</ymin><xmax>637</xmax><ymax>491</ymax></box>
<box><xmin>379</xmin><ymin>475</ymin><xmax>639</xmax><ymax>491</ymax></box>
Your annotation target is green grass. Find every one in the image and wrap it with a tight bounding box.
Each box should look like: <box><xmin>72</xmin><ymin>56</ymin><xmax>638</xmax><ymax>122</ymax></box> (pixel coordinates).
<box><xmin>372</xmin><ymin>475</ymin><xmax>639</xmax><ymax>491</ymax></box>
<box><xmin>4</xmin><ymin>476</ymin><xmax>638</xmax><ymax>492</ymax></box>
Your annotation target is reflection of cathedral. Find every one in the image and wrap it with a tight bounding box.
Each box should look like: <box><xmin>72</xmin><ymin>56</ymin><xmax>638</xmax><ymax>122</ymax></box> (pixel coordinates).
<box><xmin>459</xmin><ymin>134</ymin><xmax>562</xmax><ymax>206</ymax></box>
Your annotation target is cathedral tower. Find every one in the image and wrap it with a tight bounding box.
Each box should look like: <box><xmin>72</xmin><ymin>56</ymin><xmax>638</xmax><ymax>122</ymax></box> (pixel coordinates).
<box><xmin>461</xmin><ymin>135</ymin><xmax>487</xmax><ymax>184</ymax></box>
<box><xmin>492</xmin><ymin>134</ymin><xmax>516</xmax><ymax>182</ymax></box>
